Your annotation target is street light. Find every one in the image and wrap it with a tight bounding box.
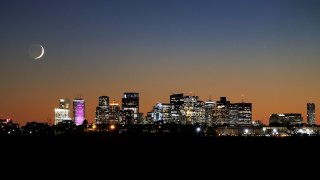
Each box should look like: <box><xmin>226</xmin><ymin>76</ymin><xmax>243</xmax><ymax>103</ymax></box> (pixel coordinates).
<box><xmin>244</xmin><ymin>129</ymin><xmax>249</xmax><ymax>135</ymax></box>
<box><xmin>196</xmin><ymin>127</ymin><xmax>201</xmax><ymax>133</ymax></box>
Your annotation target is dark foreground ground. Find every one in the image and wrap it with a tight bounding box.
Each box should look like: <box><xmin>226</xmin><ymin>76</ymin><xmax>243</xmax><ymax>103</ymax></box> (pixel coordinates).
<box><xmin>2</xmin><ymin>134</ymin><xmax>320</xmax><ymax>153</ymax></box>
<box><xmin>2</xmin><ymin>134</ymin><xmax>320</xmax><ymax>174</ymax></box>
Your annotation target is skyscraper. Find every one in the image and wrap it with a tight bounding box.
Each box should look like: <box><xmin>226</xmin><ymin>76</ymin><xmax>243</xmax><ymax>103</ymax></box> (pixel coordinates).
<box><xmin>307</xmin><ymin>103</ymin><xmax>315</xmax><ymax>125</ymax></box>
<box><xmin>54</xmin><ymin>98</ymin><xmax>71</xmax><ymax>125</ymax></box>
<box><xmin>204</xmin><ymin>99</ymin><xmax>215</xmax><ymax>126</ymax></box>
<box><xmin>235</xmin><ymin>102</ymin><xmax>252</xmax><ymax>125</ymax></box>
<box><xmin>73</xmin><ymin>98</ymin><xmax>85</xmax><ymax>126</ymax></box>
<box><xmin>95</xmin><ymin>96</ymin><xmax>109</xmax><ymax>124</ymax></box>
<box><xmin>170</xmin><ymin>93</ymin><xmax>184</xmax><ymax>123</ymax></box>
<box><xmin>122</xmin><ymin>93</ymin><xmax>139</xmax><ymax>121</ymax></box>
<box><xmin>214</xmin><ymin>97</ymin><xmax>230</xmax><ymax>125</ymax></box>
<box><xmin>109</xmin><ymin>100</ymin><xmax>121</xmax><ymax>124</ymax></box>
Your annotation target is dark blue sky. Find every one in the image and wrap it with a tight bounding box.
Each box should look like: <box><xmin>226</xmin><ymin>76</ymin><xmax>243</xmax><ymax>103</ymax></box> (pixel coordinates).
<box><xmin>1</xmin><ymin>0</ymin><xmax>320</xmax><ymax>124</ymax></box>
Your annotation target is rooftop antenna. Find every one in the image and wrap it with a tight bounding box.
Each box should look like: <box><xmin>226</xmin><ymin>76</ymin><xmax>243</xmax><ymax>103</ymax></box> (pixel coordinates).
<box><xmin>241</xmin><ymin>93</ymin><xmax>245</xmax><ymax>103</ymax></box>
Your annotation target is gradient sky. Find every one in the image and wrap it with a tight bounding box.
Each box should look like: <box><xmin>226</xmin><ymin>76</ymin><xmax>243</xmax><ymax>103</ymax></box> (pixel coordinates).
<box><xmin>1</xmin><ymin>0</ymin><xmax>320</xmax><ymax>125</ymax></box>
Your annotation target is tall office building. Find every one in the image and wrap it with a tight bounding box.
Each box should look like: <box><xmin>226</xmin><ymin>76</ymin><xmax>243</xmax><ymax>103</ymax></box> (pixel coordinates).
<box><xmin>183</xmin><ymin>95</ymin><xmax>199</xmax><ymax>124</ymax></box>
<box><xmin>307</xmin><ymin>103</ymin><xmax>315</xmax><ymax>125</ymax></box>
<box><xmin>122</xmin><ymin>93</ymin><xmax>139</xmax><ymax>121</ymax></box>
<box><xmin>95</xmin><ymin>96</ymin><xmax>110</xmax><ymax>124</ymax></box>
<box><xmin>54</xmin><ymin>98</ymin><xmax>71</xmax><ymax>125</ymax></box>
<box><xmin>235</xmin><ymin>102</ymin><xmax>252</xmax><ymax>125</ymax></box>
<box><xmin>204</xmin><ymin>99</ymin><xmax>215</xmax><ymax>126</ymax></box>
<box><xmin>73</xmin><ymin>98</ymin><xmax>85</xmax><ymax>126</ymax></box>
<box><xmin>170</xmin><ymin>93</ymin><xmax>184</xmax><ymax>123</ymax></box>
<box><xmin>109</xmin><ymin>100</ymin><xmax>121</xmax><ymax>124</ymax></box>
<box><xmin>214</xmin><ymin>97</ymin><xmax>231</xmax><ymax>125</ymax></box>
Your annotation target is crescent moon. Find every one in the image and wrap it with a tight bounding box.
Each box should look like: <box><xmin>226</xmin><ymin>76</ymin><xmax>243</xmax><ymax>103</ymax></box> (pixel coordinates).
<box><xmin>34</xmin><ymin>45</ymin><xmax>44</xmax><ymax>59</ymax></box>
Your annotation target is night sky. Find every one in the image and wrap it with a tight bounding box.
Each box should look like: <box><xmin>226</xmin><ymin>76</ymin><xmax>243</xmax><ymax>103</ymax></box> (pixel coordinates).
<box><xmin>1</xmin><ymin>0</ymin><xmax>320</xmax><ymax>125</ymax></box>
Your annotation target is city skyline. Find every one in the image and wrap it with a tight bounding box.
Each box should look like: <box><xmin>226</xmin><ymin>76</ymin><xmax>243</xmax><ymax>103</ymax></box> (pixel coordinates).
<box><xmin>1</xmin><ymin>0</ymin><xmax>320</xmax><ymax>125</ymax></box>
<box><xmin>25</xmin><ymin>93</ymin><xmax>320</xmax><ymax>125</ymax></box>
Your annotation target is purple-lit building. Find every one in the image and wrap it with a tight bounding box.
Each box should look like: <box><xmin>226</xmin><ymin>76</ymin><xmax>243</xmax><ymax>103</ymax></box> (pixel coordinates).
<box><xmin>73</xmin><ymin>98</ymin><xmax>85</xmax><ymax>126</ymax></box>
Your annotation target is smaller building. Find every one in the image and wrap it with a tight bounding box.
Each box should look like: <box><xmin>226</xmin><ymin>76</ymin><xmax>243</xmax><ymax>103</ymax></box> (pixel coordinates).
<box><xmin>54</xmin><ymin>108</ymin><xmax>72</xmax><ymax>125</ymax></box>
<box><xmin>307</xmin><ymin>103</ymin><xmax>316</xmax><ymax>125</ymax></box>
<box><xmin>269</xmin><ymin>113</ymin><xmax>303</xmax><ymax>126</ymax></box>
<box><xmin>148</xmin><ymin>103</ymin><xmax>172</xmax><ymax>124</ymax></box>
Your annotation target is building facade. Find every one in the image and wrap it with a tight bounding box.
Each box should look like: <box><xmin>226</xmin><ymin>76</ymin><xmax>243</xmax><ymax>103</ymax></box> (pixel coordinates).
<box><xmin>73</xmin><ymin>98</ymin><xmax>85</xmax><ymax>126</ymax></box>
<box><xmin>204</xmin><ymin>99</ymin><xmax>215</xmax><ymax>126</ymax></box>
<box><xmin>148</xmin><ymin>103</ymin><xmax>172</xmax><ymax>123</ymax></box>
<box><xmin>95</xmin><ymin>96</ymin><xmax>110</xmax><ymax>124</ymax></box>
<box><xmin>109</xmin><ymin>100</ymin><xmax>121</xmax><ymax>124</ymax></box>
<box><xmin>170</xmin><ymin>93</ymin><xmax>184</xmax><ymax>124</ymax></box>
<box><xmin>214</xmin><ymin>97</ymin><xmax>231</xmax><ymax>125</ymax></box>
<box><xmin>122</xmin><ymin>93</ymin><xmax>139</xmax><ymax>122</ymax></box>
<box><xmin>307</xmin><ymin>103</ymin><xmax>315</xmax><ymax>125</ymax></box>
<box><xmin>59</xmin><ymin>99</ymin><xmax>70</xmax><ymax>110</ymax></box>
<box><xmin>54</xmin><ymin>98</ymin><xmax>71</xmax><ymax>125</ymax></box>
<box><xmin>269</xmin><ymin>113</ymin><xmax>303</xmax><ymax>126</ymax></box>
<box><xmin>235</xmin><ymin>102</ymin><xmax>252</xmax><ymax>125</ymax></box>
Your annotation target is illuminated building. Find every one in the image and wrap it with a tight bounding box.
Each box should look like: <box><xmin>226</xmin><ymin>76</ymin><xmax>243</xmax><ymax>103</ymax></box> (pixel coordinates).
<box><xmin>214</xmin><ymin>97</ymin><xmax>230</xmax><ymax>125</ymax></box>
<box><xmin>54</xmin><ymin>109</ymin><xmax>71</xmax><ymax>125</ymax></box>
<box><xmin>204</xmin><ymin>99</ymin><xmax>215</xmax><ymax>126</ymax></box>
<box><xmin>269</xmin><ymin>113</ymin><xmax>303</xmax><ymax>126</ymax></box>
<box><xmin>182</xmin><ymin>96</ymin><xmax>198</xmax><ymax>124</ymax></box>
<box><xmin>307</xmin><ymin>103</ymin><xmax>315</xmax><ymax>125</ymax></box>
<box><xmin>149</xmin><ymin>103</ymin><xmax>172</xmax><ymax>123</ymax></box>
<box><xmin>95</xmin><ymin>96</ymin><xmax>109</xmax><ymax>124</ymax></box>
<box><xmin>170</xmin><ymin>93</ymin><xmax>184</xmax><ymax>124</ymax></box>
<box><xmin>213</xmin><ymin>97</ymin><xmax>252</xmax><ymax>126</ymax></box>
<box><xmin>235</xmin><ymin>102</ymin><xmax>252</xmax><ymax>125</ymax></box>
<box><xmin>146</xmin><ymin>112</ymin><xmax>153</xmax><ymax>124</ymax></box>
<box><xmin>228</xmin><ymin>103</ymin><xmax>239</xmax><ymax>125</ymax></box>
<box><xmin>73</xmin><ymin>98</ymin><xmax>85</xmax><ymax>126</ymax></box>
<box><xmin>194</xmin><ymin>100</ymin><xmax>205</xmax><ymax>124</ymax></box>
<box><xmin>122</xmin><ymin>109</ymin><xmax>134</xmax><ymax>124</ymax></box>
<box><xmin>59</xmin><ymin>99</ymin><xmax>70</xmax><ymax>110</ymax></box>
<box><xmin>54</xmin><ymin>98</ymin><xmax>71</xmax><ymax>125</ymax></box>
<box><xmin>122</xmin><ymin>93</ymin><xmax>139</xmax><ymax>122</ymax></box>
<box><xmin>161</xmin><ymin>104</ymin><xmax>172</xmax><ymax>123</ymax></box>
<box><xmin>109</xmin><ymin>100</ymin><xmax>121</xmax><ymax>124</ymax></box>
<box><xmin>181</xmin><ymin>96</ymin><xmax>205</xmax><ymax>124</ymax></box>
